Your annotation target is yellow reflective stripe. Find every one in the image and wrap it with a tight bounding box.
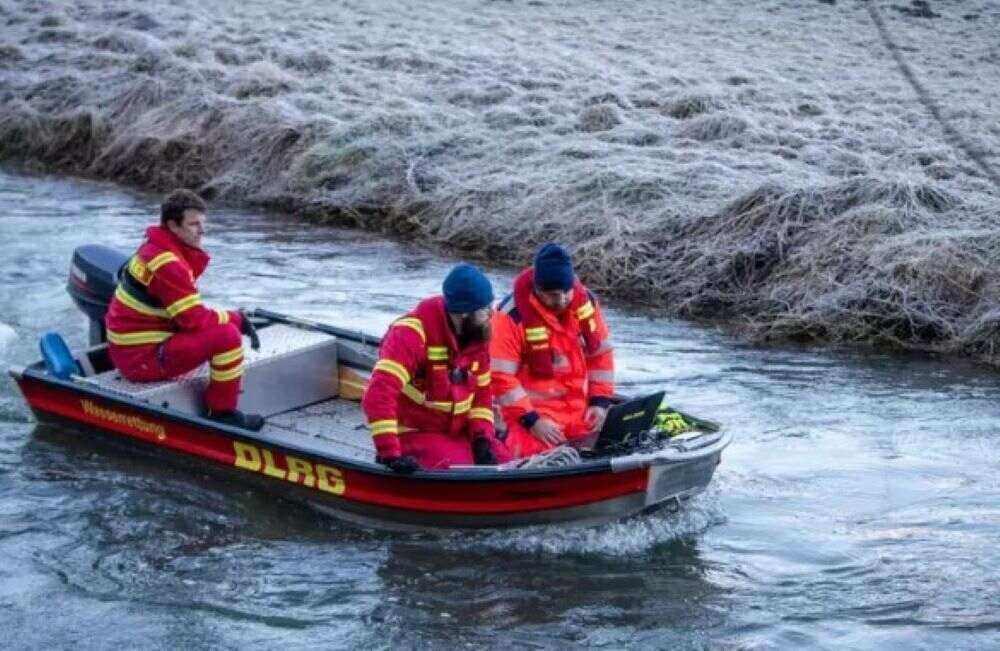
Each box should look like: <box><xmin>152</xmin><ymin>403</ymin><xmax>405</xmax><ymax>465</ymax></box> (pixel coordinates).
<box><xmin>427</xmin><ymin>346</ymin><xmax>449</xmax><ymax>361</ymax></box>
<box><xmin>476</xmin><ymin>372</ymin><xmax>490</xmax><ymax>387</ymax></box>
<box><xmin>425</xmin><ymin>400</ymin><xmax>454</xmax><ymax>413</ymax></box>
<box><xmin>211</xmin><ymin>347</ymin><xmax>243</xmax><ymax>367</ymax></box>
<box><xmin>373</xmin><ymin>359</ymin><xmax>411</xmax><ymax>385</ymax></box>
<box><xmin>210</xmin><ymin>365</ymin><xmax>243</xmax><ymax>382</ymax></box>
<box><xmin>146</xmin><ymin>251</ymin><xmax>178</xmax><ymax>272</ymax></box>
<box><xmin>128</xmin><ymin>252</ymin><xmax>180</xmax><ymax>285</ymax></box>
<box><xmin>469</xmin><ymin>407</ymin><xmax>494</xmax><ymax>423</ymax></box>
<box><xmin>398</xmin><ymin>385</ymin><xmax>474</xmax><ymax>414</ymax></box>
<box><xmin>114</xmin><ymin>285</ymin><xmax>168</xmax><ymax>318</ymax></box>
<box><xmin>525</xmin><ymin>327</ymin><xmax>548</xmax><ymax>342</ymax></box>
<box><xmin>165</xmin><ymin>293</ymin><xmax>202</xmax><ymax>317</ymax></box>
<box><xmin>452</xmin><ymin>395</ymin><xmax>474</xmax><ymax>414</ymax></box>
<box><xmin>401</xmin><ymin>383</ymin><xmax>426</xmax><ymax>405</ymax></box>
<box><xmin>394</xmin><ymin>317</ymin><xmax>426</xmax><ymax>343</ymax></box>
<box><xmin>107</xmin><ymin>329</ymin><xmax>172</xmax><ymax>346</ymax></box>
<box><xmin>369</xmin><ymin>419</ymin><xmax>399</xmax><ymax>436</ymax></box>
<box><xmin>216</xmin><ymin>309</ymin><xmax>229</xmax><ymax>325</ymax></box>
<box><xmin>128</xmin><ymin>256</ymin><xmax>152</xmax><ymax>285</ymax></box>
<box><xmin>576</xmin><ymin>301</ymin><xmax>595</xmax><ymax>320</ymax></box>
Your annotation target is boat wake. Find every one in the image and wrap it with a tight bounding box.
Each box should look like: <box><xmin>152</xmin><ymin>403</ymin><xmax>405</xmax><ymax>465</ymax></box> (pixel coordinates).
<box><xmin>444</xmin><ymin>491</ymin><xmax>726</xmax><ymax>557</ymax></box>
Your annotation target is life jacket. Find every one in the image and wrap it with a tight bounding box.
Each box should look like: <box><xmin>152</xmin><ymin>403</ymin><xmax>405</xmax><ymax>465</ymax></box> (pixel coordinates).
<box><xmin>105</xmin><ymin>226</ymin><xmax>216</xmax><ymax>348</ymax></box>
<box><xmin>511</xmin><ymin>268</ymin><xmax>601</xmax><ymax>378</ymax></box>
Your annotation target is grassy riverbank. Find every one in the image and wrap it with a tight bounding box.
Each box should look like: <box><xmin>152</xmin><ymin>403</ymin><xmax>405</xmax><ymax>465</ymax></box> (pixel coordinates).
<box><xmin>2</xmin><ymin>0</ymin><xmax>999</xmax><ymax>359</ymax></box>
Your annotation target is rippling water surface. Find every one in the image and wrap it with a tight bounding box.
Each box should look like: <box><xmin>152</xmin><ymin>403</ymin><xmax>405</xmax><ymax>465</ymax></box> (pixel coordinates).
<box><xmin>1</xmin><ymin>170</ymin><xmax>998</xmax><ymax>649</ymax></box>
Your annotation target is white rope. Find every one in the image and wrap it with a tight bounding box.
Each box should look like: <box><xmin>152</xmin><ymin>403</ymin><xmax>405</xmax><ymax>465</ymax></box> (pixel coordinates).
<box><xmin>507</xmin><ymin>445</ymin><xmax>582</xmax><ymax>469</ymax></box>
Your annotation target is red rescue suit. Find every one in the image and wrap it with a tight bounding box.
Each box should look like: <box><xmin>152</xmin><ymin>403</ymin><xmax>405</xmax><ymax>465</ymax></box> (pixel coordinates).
<box><xmin>490</xmin><ymin>269</ymin><xmax>615</xmax><ymax>458</ymax></box>
<box><xmin>361</xmin><ymin>296</ymin><xmax>510</xmax><ymax>470</ymax></box>
<box><xmin>104</xmin><ymin>226</ymin><xmax>245</xmax><ymax>412</ymax></box>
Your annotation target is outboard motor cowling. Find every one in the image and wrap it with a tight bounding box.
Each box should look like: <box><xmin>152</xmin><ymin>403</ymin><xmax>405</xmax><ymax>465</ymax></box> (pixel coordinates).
<box><xmin>68</xmin><ymin>245</ymin><xmax>129</xmax><ymax>345</ymax></box>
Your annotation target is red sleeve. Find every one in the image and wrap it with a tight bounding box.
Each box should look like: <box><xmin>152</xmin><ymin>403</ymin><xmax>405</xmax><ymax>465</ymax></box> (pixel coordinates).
<box><xmin>488</xmin><ymin>311</ymin><xmax>534</xmax><ymax>425</ymax></box>
<box><xmin>360</xmin><ymin>323</ymin><xmax>425</xmax><ymax>459</ymax></box>
<box><xmin>149</xmin><ymin>259</ymin><xmax>235</xmax><ymax>332</ymax></box>
<box><xmin>466</xmin><ymin>351</ymin><xmax>495</xmax><ymax>440</ymax></box>
<box><xmin>585</xmin><ymin>303</ymin><xmax>615</xmax><ymax>399</ymax></box>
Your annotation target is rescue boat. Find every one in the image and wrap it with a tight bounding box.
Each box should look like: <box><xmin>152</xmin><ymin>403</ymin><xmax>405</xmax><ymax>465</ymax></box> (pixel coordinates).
<box><xmin>7</xmin><ymin>245</ymin><xmax>731</xmax><ymax>531</ymax></box>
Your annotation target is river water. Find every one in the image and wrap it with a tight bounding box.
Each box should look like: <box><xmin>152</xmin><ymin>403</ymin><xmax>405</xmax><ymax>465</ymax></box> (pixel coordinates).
<box><xmin>0</xmin><ymin>169</ymin><xmax>997</xmax><ymax>649</ymax></box>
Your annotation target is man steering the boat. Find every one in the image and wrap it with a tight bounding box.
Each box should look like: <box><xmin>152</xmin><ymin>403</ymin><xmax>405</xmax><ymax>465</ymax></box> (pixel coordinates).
<box><xmin>104</xmin><ymin>189</ymin><xmax>264</xmax><ymax>431</ymax></box>
<box><xmin>490</xmin><ymin>243</ymin><xmax>615</xmax><ymax>458</ymax></box>
<box><xmin>361</xmin><ymin>264</ymin><xmax>511</xmax><ymax>473</ymax></box>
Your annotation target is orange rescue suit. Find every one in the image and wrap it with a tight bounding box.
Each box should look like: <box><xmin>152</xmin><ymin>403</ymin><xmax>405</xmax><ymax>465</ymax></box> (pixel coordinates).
<box><xmin>490</xmin><ymin>269</ymin><xmax>615</xmax><ymax>458</ymax></box>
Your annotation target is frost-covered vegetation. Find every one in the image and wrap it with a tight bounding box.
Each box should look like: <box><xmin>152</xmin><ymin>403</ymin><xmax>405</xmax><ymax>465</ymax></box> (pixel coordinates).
<box><xmin>1</xmin><ymin>0</ymin><xmax>999</xmax><ymax>360</ymax></box>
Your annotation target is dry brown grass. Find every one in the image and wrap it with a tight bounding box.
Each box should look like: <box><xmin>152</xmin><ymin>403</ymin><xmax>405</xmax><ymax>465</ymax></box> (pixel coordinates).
<box><xmin>1</xmin><ymin>0</ymin><xmax>999</xmax><ymax>363</ymax></box>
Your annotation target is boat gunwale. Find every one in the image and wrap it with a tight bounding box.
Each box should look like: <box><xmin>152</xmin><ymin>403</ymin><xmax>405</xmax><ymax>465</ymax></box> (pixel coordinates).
<box><xmin>12</xmin><ymin>364</ymin><xmax>634</xmax><ymax>482</ymax></box>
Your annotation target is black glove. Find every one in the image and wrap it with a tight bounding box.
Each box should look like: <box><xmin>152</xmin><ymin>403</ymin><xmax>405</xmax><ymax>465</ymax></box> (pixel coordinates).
<box><xmin>377</xmin><ymin>455</ymin><xmax>420</xmax><ymax>474</ymax></box>
<box><xmin>238</xmin><ymin>310</ymin><xmax>261</xmax><ymax>351</ymax></box>
<box><xmin>472</xmin><ymin>437</ymin><xmax>498</xmax><ymax>465</ymax></box>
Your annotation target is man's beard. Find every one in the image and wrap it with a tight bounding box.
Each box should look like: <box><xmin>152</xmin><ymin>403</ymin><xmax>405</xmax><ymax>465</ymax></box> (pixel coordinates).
<box><xmin>457</xmin><ymin>316</ymin><xmax>491</xmax><ymax>347</ymax></box>
<box><xmin>535</xmin><ymin>289</ymin><xmax>572</xmax><ymax>314</ymax></box>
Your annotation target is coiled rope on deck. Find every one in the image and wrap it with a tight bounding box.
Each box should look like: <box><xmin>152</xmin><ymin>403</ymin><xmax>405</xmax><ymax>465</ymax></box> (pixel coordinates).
<box><xmin>506</xmin><ymin>445</ymin><xmax>582</xmax><ymax>469</ymax></box>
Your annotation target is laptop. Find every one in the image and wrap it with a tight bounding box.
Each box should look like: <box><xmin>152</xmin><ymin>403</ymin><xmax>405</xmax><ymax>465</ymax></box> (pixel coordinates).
<box><xmin>575</xmin><ymin>391</ymin><xmax>666</xmax><ymax>453</ymax></box>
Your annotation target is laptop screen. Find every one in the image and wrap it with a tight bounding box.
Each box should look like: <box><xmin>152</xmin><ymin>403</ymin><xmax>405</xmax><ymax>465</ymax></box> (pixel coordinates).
<box><xmin>595</xmin><ymin>391</ymin><xmax>665</xmax><ymax>451</ymax></box>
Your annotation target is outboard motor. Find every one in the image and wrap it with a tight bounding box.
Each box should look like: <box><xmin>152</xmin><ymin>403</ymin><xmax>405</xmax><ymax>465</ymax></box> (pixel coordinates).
<box><xmin>67</xmin><ymin>245</ymin><xmax>129</xmax><ymax>345</ymax></box>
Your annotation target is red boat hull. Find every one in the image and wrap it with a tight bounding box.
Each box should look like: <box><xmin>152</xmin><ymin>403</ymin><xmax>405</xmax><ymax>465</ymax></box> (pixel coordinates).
<box><xmin>15</xmin><ymin>370</ymin><xmax>654</xmax><ymax>530</ymax></box>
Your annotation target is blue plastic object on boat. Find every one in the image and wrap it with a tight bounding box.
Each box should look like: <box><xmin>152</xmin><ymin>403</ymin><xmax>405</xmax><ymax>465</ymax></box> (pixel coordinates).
<box><xmin>39</xmin><ymin>332</ymin><xmax>80</xmax><ymax>380</ymax></box>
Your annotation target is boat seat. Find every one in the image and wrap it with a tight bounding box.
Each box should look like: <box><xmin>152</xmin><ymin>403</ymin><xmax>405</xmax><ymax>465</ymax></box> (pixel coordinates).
<box><xmin>40</xmin><ymin>332</ymin><xmax>81</xmax><ymax>380</ymax></box>
<box><xmin>81</xmin><ymin>324</ymin><xmax>338</xmax><ymax>417</ymax></box>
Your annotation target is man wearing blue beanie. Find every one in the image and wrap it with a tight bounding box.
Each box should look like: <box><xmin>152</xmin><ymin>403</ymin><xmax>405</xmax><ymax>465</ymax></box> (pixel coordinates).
<box><xmin>443</xmin><ymin>263</ymin><xmax>494</xmax><ymax>316</ymax></box>
<box><xmin>362</xmin><ymin>263</ymin><xmax>511</xmax><ymax>472</ymax></box>
<box><xmin>533</xmin><ymin>243</ymin><xmax>575</xmax><ymax>292</ymax></box>
<box><xmin>490</xmin><ymin>243</ymin><xmax>616</xmax><ymax>458</ymax></box>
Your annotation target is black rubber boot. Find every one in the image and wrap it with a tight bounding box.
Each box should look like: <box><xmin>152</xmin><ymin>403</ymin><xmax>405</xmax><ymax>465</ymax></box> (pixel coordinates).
<box><xmin>206</xmin><ymin>409</ymin><xmax>265</xmax><ymax>432</ymax></box>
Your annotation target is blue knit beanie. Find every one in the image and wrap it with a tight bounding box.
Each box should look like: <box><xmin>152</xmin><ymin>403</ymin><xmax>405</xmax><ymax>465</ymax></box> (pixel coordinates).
<box><xmin>443</xmin><ymin>263</ymin><xmax>494</xmax><ymax>313</ymax></box>
<box><xmin>533</xmin><ymin>243</ymin><xmax>574</xmax><ymax>291</ymax></box>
